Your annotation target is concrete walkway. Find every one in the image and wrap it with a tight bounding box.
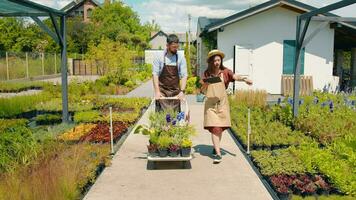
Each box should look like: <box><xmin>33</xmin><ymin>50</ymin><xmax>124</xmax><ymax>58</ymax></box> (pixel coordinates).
<box><xmin>84</xmin><ymin>80</ymin><xmax>273</xmax><ymax>200</ymax></box>
<box><xmin>124</xmin><ymin>79</ymin><xmax>154</xmax><ymax>98</ymax></box>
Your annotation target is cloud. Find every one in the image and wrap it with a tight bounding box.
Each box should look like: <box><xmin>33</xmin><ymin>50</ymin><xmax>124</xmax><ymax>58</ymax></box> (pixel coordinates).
<box><xmin>128</xmin><ymin>0</ymin><xmax>356</xmax><ymax>33</ymax></box>
<box><xmin>31</xmin><ymin>0</ymin><xmax>72</xmax><ymax>9</ymax></box>
<box><xmin>31</xmin><ymin>0</ymin><xmax>356</xmax><ymax>33</ymax></box>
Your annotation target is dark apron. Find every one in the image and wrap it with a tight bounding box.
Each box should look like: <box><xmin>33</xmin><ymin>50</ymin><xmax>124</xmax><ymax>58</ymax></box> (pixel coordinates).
<box><xmin>155</xmin><ymin>53</ymin><xmax>181</xmax><ymax>112</ymax></box>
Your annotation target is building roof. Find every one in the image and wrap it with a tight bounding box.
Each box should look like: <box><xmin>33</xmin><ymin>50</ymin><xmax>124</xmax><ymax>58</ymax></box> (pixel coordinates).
<box><xmin>0</xmin><ymin>0</ymin><xmax>65</xmax><ymax>17</ymax></box>
<box><xmin>61</xmin><ymin>0</ymin><xmax>102</xmax><ymax>12</ymax></box>
<box><xmin>197</xmin><ymin>17</ymin><xmax>221</xmax><ymax>31</ymax></box>
<box><xmin>202</xmin><ymin>0</ymin><xmax>356</xmax><ymax>34</ymax></box>
<box><xmin>150</xmin><ymin>30</ymin><xmax>196</xmax><ymax>42</ymax></box>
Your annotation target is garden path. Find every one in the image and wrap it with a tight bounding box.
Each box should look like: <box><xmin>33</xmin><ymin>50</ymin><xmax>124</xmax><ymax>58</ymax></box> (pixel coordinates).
<box><xmin>84</xmin><ymin>80</ymin><xmax>273</xmax><ymax>200</ymax></box>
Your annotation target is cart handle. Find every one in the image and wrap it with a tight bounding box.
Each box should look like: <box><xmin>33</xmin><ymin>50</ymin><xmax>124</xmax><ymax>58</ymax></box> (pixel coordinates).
<box><xmin>151</xmin><ymin>97</ymin><xmax>190</xmax><ymax>123</ymax></box>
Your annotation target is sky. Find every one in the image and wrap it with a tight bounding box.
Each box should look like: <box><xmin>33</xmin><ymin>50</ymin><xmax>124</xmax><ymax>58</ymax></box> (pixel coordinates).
<box><xmin>32</xmin><ymin>0</ymin><xmax>356</xmax><ymax>33</ymax></box>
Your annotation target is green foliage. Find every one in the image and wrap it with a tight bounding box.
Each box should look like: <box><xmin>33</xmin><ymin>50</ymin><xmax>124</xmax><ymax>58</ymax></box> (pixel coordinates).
<box><xmin>157</xmin><ymin>135</ymin><xmax>172</xmax><ymax>149</ymax></box>
<box><xmin>202</xmin><ymin>30</ymin><xmax>217</xmax><ymax>51</ymax></box>
<box><xmin>230</xmin><ymin>103</ymin><xmax>312</xmax><ymax>149</ymax></box>
<box><xmin>86</xmin><ymin>38</ymin><xmax>135</xmax><ymax>82</ymax></box>
<box><xmin>0</xmin><ymin>125</ymin><xmax>40</xmax><ymax>173</ymax></box>
<box><xmin>0</xmin><ymin>18</ymin><xmax>43</xmax><ymax>52</ymax></box>
<box><xmin>181</xmin><ymin>138</ymin><xmax>193</xmax><ymax>148</ymax></box>
<box><xmin>0</xmin><ymin>2</ymin><xmax>157</xmax><ymax>54</ymax></box>
<box><xmin>124</xmin><ymin>80</ymin><xmax>135</xmax><ymax>88</ymax></box>
<box><xmin>88</xmin><ymin>2</ymin><xmax>151</xmax><ymax>50</ymax></box>
<box><xmin>0</xmin><ymin>119</ymin><xmax>28</xmax><ymax>132</ymax></box>
<box><xmin>0</xmin><ymin>143</ymin><xmax>110</xmax><ymax>200</ymax></box>
<box><xmin>295</xmin><ymin>103</ymin><xmax>356</xmax><ymax>145</ymax></box>
<box><xmin>96</xmin><ymin>97</ymin><xmax>150</xmax><ymax>111</ymax></box>
<box><xmin>291</xmin><ymin>143</ymin><xmax>356</xmax><ymax>196</ymax></box>
<box><xmin>31</xmin><ymin>123</ymin><xmax>76</xmax><ymax>143</ymax></box>
<box><xmin>35</xmin><ymin>114</ymin><xmax>62</xmax><ymax>125</ymax></box>
<box><xmin>0</xmin><ymin>81</ymin><xmax>45</xmax><ymax>92</ymax></box>
<box><xmin>184</xmin><ymin>32</ymin><xmax>192</xmax><ymax>76</ymax></box>
<box><xmin>74</xmin><ymin>110</ymin><xmax>103</xmax><ymax>123</ymax></box>
<box><xmin>0</xmin><ymin>92</ymin><xmax>51</xmax><ymax>118</ymax></box>
<box><xmin>251</xmin><ymin>148</ymin><xmax>314</xmax><ymax>176</ymax></box>
<box><xmin>185</xmin><ymin>76</ymin><xmax>198</xmax><ymax>94</ymax></box>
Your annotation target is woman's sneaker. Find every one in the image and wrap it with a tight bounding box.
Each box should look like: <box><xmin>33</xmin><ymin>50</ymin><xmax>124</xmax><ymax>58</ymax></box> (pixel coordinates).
<box><xmin>213</xmin><ymin>155</ymin><xmax>222</xmax><ymax>164</ymax></box>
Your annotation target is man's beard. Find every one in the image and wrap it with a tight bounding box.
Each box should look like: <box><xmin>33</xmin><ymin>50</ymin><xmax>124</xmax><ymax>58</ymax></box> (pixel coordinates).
<box><xmin>169</xmin><ymin>49</ymin><xmax>177</xmax><ymax>54</ymax></box>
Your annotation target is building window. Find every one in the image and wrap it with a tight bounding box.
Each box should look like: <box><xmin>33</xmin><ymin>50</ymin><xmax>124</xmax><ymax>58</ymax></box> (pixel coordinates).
<box><xmin>87</xmin><ymin>8</ymin><xmax>93</xmax><ymax>18</ymax></box>
<box><xmin>75</xmin><ymin>10</ymin><xmax>84</xmax><ymax>17</ymax></box>
<box><xmin>283</xmin><ymin>40</ymin><xmax>305</xmax><ymax>75</ymax></box>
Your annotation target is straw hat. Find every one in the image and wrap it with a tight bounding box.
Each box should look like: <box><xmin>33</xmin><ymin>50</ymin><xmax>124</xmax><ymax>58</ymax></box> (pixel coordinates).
<box><xmin>207</xmin><ymin>49</ymin><xmax>225</xmax><ymax>61</ymax></box>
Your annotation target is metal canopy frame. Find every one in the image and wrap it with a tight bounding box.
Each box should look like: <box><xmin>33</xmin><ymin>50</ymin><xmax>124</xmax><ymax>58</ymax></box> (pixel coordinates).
<box><xmin>0</xmin><ymin>0</ymin><xmax>69</xmax><ymax>123</ymax></box>
<box><xmin>293</xmin><ymin>0</ymin><xmax>356</xmax><ymax>117</ymax></box>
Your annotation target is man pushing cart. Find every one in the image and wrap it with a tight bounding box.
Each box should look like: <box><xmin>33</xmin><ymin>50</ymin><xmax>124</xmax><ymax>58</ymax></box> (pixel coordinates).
<box><xmin>149</xmin><ymin>33</ymin><xmax>192</xmax><ymax>168</ymax></box>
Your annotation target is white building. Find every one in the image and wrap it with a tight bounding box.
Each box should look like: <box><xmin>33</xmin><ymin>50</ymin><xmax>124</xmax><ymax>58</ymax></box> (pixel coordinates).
<box><xmin>145</xmin><ymin>31</ymin><xmax>193</xmax><ymax>66</ymax></box>
<box><xmin>197</xmin><ymin>0</ymin><xmax>356</xmax><ymax>94</ymax></box>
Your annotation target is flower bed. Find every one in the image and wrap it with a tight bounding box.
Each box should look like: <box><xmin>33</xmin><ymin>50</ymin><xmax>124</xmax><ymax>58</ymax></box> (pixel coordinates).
<box><xmin>58</xmin><ymin>123</ymin><xmax>97</xmax><ymax>142</ymax></box>
<box><xmin>79</xmin><ymin>122</ymin><xmax>129</xmax><ymax>143</ymax></box>
<box><xmin>230</xmin><ymin>91</ymin><xmax>356</xmax><ymax>199</ymax></box>
<box><xmin>230</xmin><ymin>103</ymin><xmax>312</xmax><ymax>150</ymax></box>
<box><xmin>0</xmin><ymin>81</ymin><xmax>45</xmax><ymax>93</ymax></box>
<box><xmin>0</xmin><ymin>142</ymin><xmax>110</xmax><ymax>200</ymax></box>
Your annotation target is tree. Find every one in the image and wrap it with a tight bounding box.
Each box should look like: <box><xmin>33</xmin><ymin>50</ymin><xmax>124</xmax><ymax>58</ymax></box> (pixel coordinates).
<box><xmin>184</xmin><ymin>32</ymin><xmax>192</xmax><ymax>77</ymax></box>
<box><xmin>86</xmin><ymin>38</ymin><xmax>136</xmax><ymax>83</ymax></box>
<box><xmin>89</xmin><ymin>2</ymin><xmax>152</xmax><ymax>50</ymax></box>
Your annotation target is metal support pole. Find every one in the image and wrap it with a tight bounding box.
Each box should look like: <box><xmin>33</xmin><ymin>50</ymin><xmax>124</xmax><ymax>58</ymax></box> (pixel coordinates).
<box><xmin>54</xmin><ymin>53</ymin><xmax>57</xmax><ymax>74</ymax></box>
<box><xmin>110</xmin><ymin>107</ymin><xmax>114</xmax><ymax>154</ymax></box>
<box><xmin>42</xmin><ymin>52</ymin><xmax>45</xmax><ymax>76</ymax></box>
<box><xmin>247</xmin><ymin>108</ymin><xmax>251</xmax><ymax>155</ymax></box>
<box><xmin>293</xmin><ymin>17</ymin><xmax>309</xmax><ymax>117</ymax></box>
<box><xmin>26</xmin><ymin>52</ymin><xmax>29</xmax><ymax>78</ymax></box>
<box><xmin>60</xmin><ymin>16</ymin><xmax>69</xmax><ymax>123</ymax></box>
<box><xmin>6</xmin><ymin>52</ymin><xmax>9</xmax><ymax>80</ymax></box>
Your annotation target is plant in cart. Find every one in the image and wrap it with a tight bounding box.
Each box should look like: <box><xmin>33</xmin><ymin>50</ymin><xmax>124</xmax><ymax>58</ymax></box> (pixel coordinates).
<box><xmin>134</xmin><ymin>108</ymin><xmax>196</xmax><ymax>158</ymax></box>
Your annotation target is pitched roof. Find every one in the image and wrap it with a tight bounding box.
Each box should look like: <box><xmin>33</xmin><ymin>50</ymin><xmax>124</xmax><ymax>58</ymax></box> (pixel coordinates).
<box><xmin>203</xmin><ymin>0</ymin><xmax>356</xmax><ymax>34</ymax></box>
<box><xmin>61</xmin><ymin>0</ymin><xmax>102</xmax><ymax>12</ymax></box>
<box><xmin>0</xmin><ymin>0</ymin><xmax>65</xmax><ymax>17</ymax></box>
<box><xmin>150</xmin><ymin>30</ymin><xmax>196</xmax><ymax>42</ymax></box>
<box><xmin>197</xmin><ymin>17</ymin><xmax>222</xmax><ymax>31</ymax></box>
<box><xmin>150</xmin><ymin>30</ymin><xmax>168</xmax><ymax>40</ymax></box>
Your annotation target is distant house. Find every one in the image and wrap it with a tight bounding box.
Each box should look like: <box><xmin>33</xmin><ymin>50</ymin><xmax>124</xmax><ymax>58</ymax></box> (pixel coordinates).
<box><xmin>148</xmin><ymin>30</ymin><xmax>195</xmax><ymax>50</ymax></box>
<box><xmin>145</xmin><ymin>30</ymin><xmax>196</xmax><ymax>66</ymax></box>
<box><xmin>197</xmin><ymin>0</ymin><xmax>356</xmax><ymax>94</ymax></box>
<box><xmin>61</xmin><ymin>0</ymin><xmax>102</xmax><ymax>22</ymax></box>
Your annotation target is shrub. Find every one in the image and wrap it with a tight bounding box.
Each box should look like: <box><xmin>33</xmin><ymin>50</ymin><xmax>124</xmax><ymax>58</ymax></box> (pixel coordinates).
<box><xmin>74</xmin><ymin>110</ymin><xmax>103</xmax><ymax>123</ymax></box>
<box><xmin>35</xmin><ymin>114</ymin><xmax>62</xmax><ymax>125</ymax></box>
<box><xmin>124</xmin><ymin>80</ymin><xmax>135</xmax><ymax>88</ymax></box>
<box><xmin>0</xmin><ymin>126</ymin><xmax>40</xmax><ymax>173</ymax></box>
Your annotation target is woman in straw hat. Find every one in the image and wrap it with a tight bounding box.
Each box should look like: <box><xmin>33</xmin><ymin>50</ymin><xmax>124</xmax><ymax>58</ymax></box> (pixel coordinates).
<box><xmin>200</xmin><ymin>49</ymin><xmax>252</xmax><ymax>163</ymax></box>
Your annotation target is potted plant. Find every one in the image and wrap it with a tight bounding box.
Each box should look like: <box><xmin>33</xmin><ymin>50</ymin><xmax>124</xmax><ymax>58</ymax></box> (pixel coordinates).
<box><xmin>147</xmin><ymin>143</ymin><xmax>158</xmax><ymax>157</ymax></box>
<box><xmin>181</xmin><ymin>138</ymin><xmax>192</xmax><ymax>157</ymax></box>
<box><xmin>168</xmin><ymin>144</ymin><xmax>180</xmax><ymax>157</ymax></box>
<box><xmin>157</xmin><ymin>136</ymin><xmax>171</xmax><ymax>157</ymax></box>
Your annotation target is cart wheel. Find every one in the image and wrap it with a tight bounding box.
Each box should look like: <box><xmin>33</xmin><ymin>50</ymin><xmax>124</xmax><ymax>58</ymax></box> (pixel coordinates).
<box><xmin>148</xmin><ymin>161</ymin><xmax>155</xmax><ymax>169</ymax></box>
<box><xmin>182</xmin><ymin>161</ymin><xmax>188</xmax><ymax>169</ymax></box>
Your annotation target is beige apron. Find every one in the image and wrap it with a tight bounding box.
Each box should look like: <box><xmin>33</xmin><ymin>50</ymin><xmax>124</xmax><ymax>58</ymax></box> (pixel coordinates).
<box><xmin>204</xmin><ymin>73</ymin><xmax>231</xmax><ymax>127</ymax></box>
